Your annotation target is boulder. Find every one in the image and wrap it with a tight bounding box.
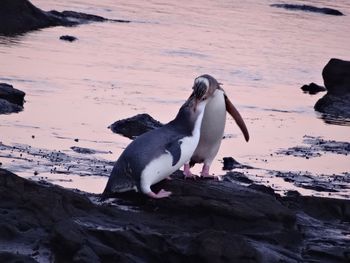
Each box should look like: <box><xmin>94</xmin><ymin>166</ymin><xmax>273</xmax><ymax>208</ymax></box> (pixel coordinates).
<box><xmin>315</xmin><ymin>58</ymin><xmax>350</xmax><ymax>118</ymax></box>
<box><xmin>109</xmin><ymin>113</ymin><xmax>163</xmax><ymax>139</ymax></box>
<box><xmin>322</xmin><ymin>58</ymin><xmax>350</xmax><ymax>96</ymax></box>
<box><xmin>0</xmin><ymin>83</ymin><xmax>25</xmax><ymax>106</ymax></box>
<box><xmin>0</xmin><ymin>83</ymin><xmax>25</xmax><ymax>114</ymax></box>
<box><xmin>0</xmin><ymin>0</ymin><xmax>130</xmax><ymax>35</ymax></box>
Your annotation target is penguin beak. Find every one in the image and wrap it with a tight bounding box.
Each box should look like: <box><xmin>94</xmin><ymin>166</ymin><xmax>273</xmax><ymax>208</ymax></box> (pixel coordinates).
<box><xmin>192</xmin><ymin>95</ymin><xmax>200</xmax><ymax>112</ymax></box>
<box><xmin>189</xmin><ymin>90</ymin><xmax>205</xmax><ymax>113</ymax></box>
<box><xmin>224</xmin><ymin>94</ymin><xmax>250</xmax><ymax>142</ymax></box>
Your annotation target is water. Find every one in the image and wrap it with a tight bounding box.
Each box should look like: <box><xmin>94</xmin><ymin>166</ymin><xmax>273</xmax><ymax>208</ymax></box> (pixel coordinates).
<box><xmin>1</xmin><ymin>0</ymin><xmax>349</xmax><ymax>196</ymax></box>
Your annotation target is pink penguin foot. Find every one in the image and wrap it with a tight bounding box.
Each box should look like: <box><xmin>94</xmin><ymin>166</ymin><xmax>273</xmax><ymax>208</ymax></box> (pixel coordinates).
<box><xmin>183</xmin><ymin>163</ymin><xmax>197</xmax><ymax>179</ymax></box>
<box><xmin>147</xmin><ymin>189</ymin><xmax>172</xmax><ymax>199</ymax></box>
<box><xmin>200</xmin><ymin>164</ymin><xmax>211</xmax><ymax>178</ymax></box>
<box><xmin>200</xmin><ymin>164</ymin><xmax>222</xmax><ymax>180</ymax></box>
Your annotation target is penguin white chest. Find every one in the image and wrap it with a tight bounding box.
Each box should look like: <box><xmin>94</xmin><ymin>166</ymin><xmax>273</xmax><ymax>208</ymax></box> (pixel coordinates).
<box><xmin>191</xmin><ymin>89</ymin><xmax>226</xmax><ymax>164</ymax></box>
<box><xmin>140</xmin><ymin>110</ymin><xmax>204</xmax><ymax>193</ymax></box>
<box><xmin>201</xmin><ymin>89</ymin><xmax>226</xmax><ymax>141</ymax></box>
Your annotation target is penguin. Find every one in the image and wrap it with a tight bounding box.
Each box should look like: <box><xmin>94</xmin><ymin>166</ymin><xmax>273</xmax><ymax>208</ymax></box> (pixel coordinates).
<box><xmin>183</xmin><ymin>74</ymin><xmax>250</xmax><ymax>179</ymax></box>
<box><xmin>102</xmin><ymin>84</ymin><xmax>210</xmax><ymax>199</ymax></box>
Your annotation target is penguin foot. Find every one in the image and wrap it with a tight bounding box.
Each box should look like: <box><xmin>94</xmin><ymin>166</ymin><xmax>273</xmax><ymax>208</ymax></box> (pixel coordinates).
<box><xmin>183</xmin><ymin>163</ymin><xmax>198</xmax><ymax>179</ymax></box>
<box><xmin>201</xmin><ymin>173</ymin><xmax>223</xmax><ymax>181</ymax></box>
<box><xmin>147</xmin><ymin>189</ymin><xmax>172</xmax><ymax>199</ymax></box>
<box><xmin>200</xmin><ymin>164</ymin><xmax>211</xmax><ymax>178</ymax></box>
<box><xmin>183</xmin><ymin>171</ymin><xmax>197</xmax><ymax>179</ymax></box>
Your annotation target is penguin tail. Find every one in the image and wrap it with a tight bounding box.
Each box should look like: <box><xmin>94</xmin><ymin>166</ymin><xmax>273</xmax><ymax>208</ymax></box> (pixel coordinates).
<box><xmin>101</xmin><ymin>161</ymin><xmax>136</xmax><ymax>198</ymax></box>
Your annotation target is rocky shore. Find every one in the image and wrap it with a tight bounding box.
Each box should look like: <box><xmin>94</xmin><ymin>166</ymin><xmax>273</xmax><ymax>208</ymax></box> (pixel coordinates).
<box><xmin>0</xmin><ymin>0</ymin><xmax>129</xmax><ymax>36</ymax></box>
<box><xmin>1</xmin><ymin>168</ymin><xmax>349</xmax><ymax>262</ymax></box>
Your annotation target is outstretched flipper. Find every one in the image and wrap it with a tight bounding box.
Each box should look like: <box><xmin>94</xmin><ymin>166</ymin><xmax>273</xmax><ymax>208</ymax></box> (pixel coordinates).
<box><xmin>224</xmin><ymin>94</ymin><xmax>250</xmax><ymax>142</ymax></box>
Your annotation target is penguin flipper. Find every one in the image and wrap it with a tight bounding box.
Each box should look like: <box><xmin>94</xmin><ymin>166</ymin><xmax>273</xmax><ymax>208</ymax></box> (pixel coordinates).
<box><xmin>224</xmin><ymin>94</ymin><xmax>250</xmax><ymax>142</ymax></box>
<box><xmin>165</xmin><ymin>139</ymin><xmax>182</xmax><ymax>166</ymax></box>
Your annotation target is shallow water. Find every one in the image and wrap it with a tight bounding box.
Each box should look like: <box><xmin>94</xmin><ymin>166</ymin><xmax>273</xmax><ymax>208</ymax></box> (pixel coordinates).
<box><xmin>1</xmin><ymin>0</ymin><xmax>350</xmax><ymax>196</ymax></box>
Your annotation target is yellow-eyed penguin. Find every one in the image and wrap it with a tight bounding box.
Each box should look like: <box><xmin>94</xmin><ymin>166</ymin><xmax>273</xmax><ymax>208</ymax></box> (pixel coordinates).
<box><xmin>183</xmin><ymin>74</ymin><xmax>249</xmax><ymax>179</ymax></box>
<box><xmin>102</xmin><ymin>84</ymin><xmax>210</xmax><ymax>199</ymax></box>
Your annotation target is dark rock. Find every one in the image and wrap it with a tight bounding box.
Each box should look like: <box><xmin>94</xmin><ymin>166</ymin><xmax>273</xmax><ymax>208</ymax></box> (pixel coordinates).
<box><xmin>277</xmin><ymin>135</ymin><xmax>350</xmax><ymax>158</ymax></box>
<box><xmin>1</xmin><ymin>168</ymin><xmax>350</xmax><ymax>262</ymax></box>
<box><xmin>0</xmin><ymin>83</ymin><xmax>25</xmax><ymax>106</ymax></box>
<box><xmin>109</xmin><ymin>113</ymin><xmax>163</xmax><ymax>139</ymax></box>
<box><xmin>0</xmin><ymin>0</ymin><xmax>63</xmax><ymax>35</ymax></box>
<box><xmin>60</xmin><ymin>35</ymin><xmax>77</xmax><ymax>42</ymax></box>
<box><xmin>248</xmin><ymin>183</ymin><xmax>276</xmax><ymax>196</ymax></box>
<box><xmin>270</xmin><ymin>4</ymin><xmax>344</xmax><ymax>16</ymax></box>
<box><xmin>0</xmin><ymin>83</ymin><xmax>25</xmax><ymax>114</ymax></box>
<box><xmin>301</xmin><ymin>82</ymin><xmax>326</xmax><ymax>95</ymax></box>
<box><xmin>223</xmin><ymin>157</ymin><xmax>242</xmax><ymax>170</ymax></box>
<box><xmin>71</xmin><ymin>146</ymin><xmax>96</xmax><ymax>154</ymax></box>
<box><xmin>224</xmin><ymin>171</ymin><xmax>253</xmax><ymax>184</ymax></box>
<box><xmin>315</xmin><ymin>94</ymin><xmax>350</xmax><ymax>119</ymax></box>
<box><xmin>322</xmin><ymin>58</ymin><xmax>350</xmax><ymax>96</ymax></box>
<box><xmin>50</xmin><ymin>10</ymin><xmax>130</xmax><ymax>24</ymax></box>
<box><xmin>0</xmin><ymin>0</ymin><xmax>130</xmax><ymax>36</ymax></box>
<box><xmin>315</xmin><ymin>58</ymin><xmax>350</xmax><ymax>119</ymax></box>
<box><xmin>0</xmin><ymin>252</ymin><xmax>38</xmax><ymax>263</ymax></box>
<box><xmin>49</xmin><ymin>10</ymin><xmax>108</xmax><ymax>23</ymax></box>
<box><xmin>0</xmin><ymin>99</ymin><xmax>23</xmax><ymax>114</ymax></box>
<box><xmin>285</xmin><ymin>190</ymin><xmax>301</xmax><ymax>198</ymax></box>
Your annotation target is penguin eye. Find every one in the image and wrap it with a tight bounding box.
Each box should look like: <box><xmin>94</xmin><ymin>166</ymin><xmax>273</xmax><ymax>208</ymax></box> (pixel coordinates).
<box><xmin>201</xmin><ymin>96</ymin><xmax>207</xmax><ymax>101</ymax></box>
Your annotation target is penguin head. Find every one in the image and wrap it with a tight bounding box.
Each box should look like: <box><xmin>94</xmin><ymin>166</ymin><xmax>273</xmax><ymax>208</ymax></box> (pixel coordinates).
<box><xmin>179</xmin><ymin>86</ymin><xmax>210</xmax><ymax>123</ymax></box>
<box><xmin>193</xmin><ymin>74</ymin><xmax>222</xmax><ymax>98</ymax></box>
<box><xmin>194</xmin><ymin>75</ymin><xmax>250</xmax><ymax>142</ymax></box>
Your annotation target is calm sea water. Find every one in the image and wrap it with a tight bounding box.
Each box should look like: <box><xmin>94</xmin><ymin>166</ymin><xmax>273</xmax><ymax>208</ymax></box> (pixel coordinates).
<box><xmin>1</xmin><ymin>0</ymin><xmax>349</xmax><ymax>195</ymax></box>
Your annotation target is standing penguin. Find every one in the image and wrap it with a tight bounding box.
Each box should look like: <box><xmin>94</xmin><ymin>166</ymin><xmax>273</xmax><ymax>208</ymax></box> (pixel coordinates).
<box><xmin>183</xmin><ymin>74</ymin><xmax>250</xmax><ymax>178</ymax></box>
<box><xmin>102</xmin><ymin>84</ymin><xmax>210</xmax><ymax>199</ymax></box>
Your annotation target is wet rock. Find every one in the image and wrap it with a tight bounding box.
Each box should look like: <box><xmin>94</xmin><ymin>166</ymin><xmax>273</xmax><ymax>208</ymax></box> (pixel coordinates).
<box><xmin>322</xmin><ymin>58</ymin><xmax>350</xmax><ymax>96</ymax></box>
<box><xmin>1</xmin><ymin>168</ymin><xmax>350</xmax><ymax>262</ymax></box>
<box><xmin>315</xmin><ymin>58</ymin><xmax>350</xmax><ymax>119</ymax></box>
<box><xmin>270</xmin><ymin>4</ymin><xmax>344</xmax><ymax>16</ymax></box>
<box><xmin>248</xmin><ymin>183</ymin><xmax>276</xmax><ymax>196</ymax></box>
<box><xmin>224</xmin><ymin>171</ymin><xmax>253</xmax><ymax>184</ymax></box>
<box><xmin>0</xmin><ymin>99</ymin><xmax>23</xmax><ymax>114</ymax></box>
<box><xmin>222</xmin><ymin>157</ymin><xmax>240</xmax><ymax>170</ymax></box>
<box><xmin>71</xmin><ymin>146</ymin><xmax>96</xmax><ymax>154</ymax></box>
<box><xmin>0</xmin><ymin>83</ymin><xmax>25</xmax><ymax>114</ymax></box>
<box><xmin>222</xmin><ymin>157</ymin><xmax>252</xmax><ymax>171</ymax></box>
<box><xmin>301</xmin><ymin>82</ymin><xmax>326</xmax><ymax>95</ymax></box>
<box><xmin>0</xmin><ymin>0</ymin><xmax>130</xmax><ymax>35</ymax></box>
<box><xmin>272</xmin><ymin>170</ymin><xmax>350</xmax><ymax>198</ymax></box>
<box><xmin>0</xmin><ymin>252</ymin><xmax>37</xmax><ymax>263</ymax></box>
<box><xmin>0</xmin><ymin>83</ymin><xmax>25</xmax><ymax>106</ymax></box>
<box><xmin>60</xmin><ymin>35</ymin><xmax>77</xmax><ymax>42</ymax></box>
<box><xmin>109</xmin><ymin>113</ymin><xmax>163</xmax><ymax>139</ymax></box>
<box><xmin>277</xmin><ymin>135</ymin><xmax>350</xmax><ymax>158</ymax></box>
